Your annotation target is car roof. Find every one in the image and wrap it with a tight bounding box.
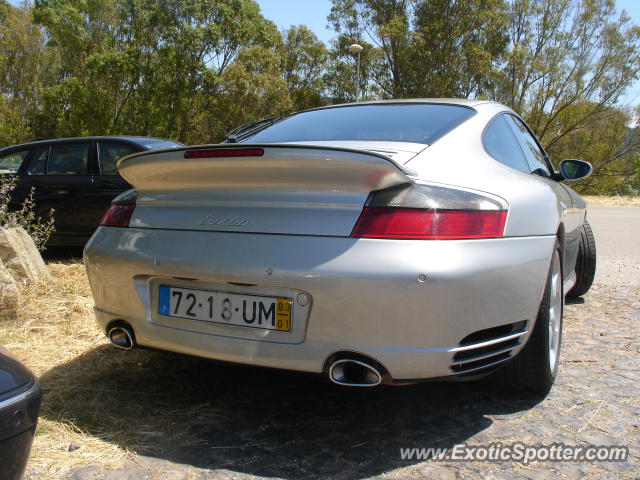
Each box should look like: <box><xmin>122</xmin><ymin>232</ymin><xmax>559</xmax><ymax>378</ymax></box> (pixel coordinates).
<box><xmin>312</xmin><ymin>98</ymin><xmax>499</xmax><ymax>109</ymax></box>
<box><xmin>0</xmin><ymin>136</ymin><xmax>180</xmax><ymax>152</ymax></box>
<box><xmin>281</xmin><ymin>99</ymin><xmax>506</xmax><ymax>120</ymax></box>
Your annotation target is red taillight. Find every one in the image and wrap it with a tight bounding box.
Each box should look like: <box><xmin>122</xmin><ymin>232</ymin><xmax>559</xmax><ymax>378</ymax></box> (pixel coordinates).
<box><xmin>184</xmin><ymin>148</ymin><xmax>264</xmax><ymax>159</ymax></box>
<box><xmin>99</xmin><ymin>204</ymin><xmax>136</xmax><ymax>227</ymax></box>
<box><xmin>351</xmin><ymin>208</ymin><xmax>507</xmax><ymax>239</ymax></box>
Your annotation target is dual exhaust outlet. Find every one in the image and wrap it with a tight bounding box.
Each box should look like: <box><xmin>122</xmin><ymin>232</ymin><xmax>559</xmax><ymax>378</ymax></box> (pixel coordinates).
<box><xmin>107</xmin><ymin>326</ymin><xmax>383</xmax><ymax>387</ymax></box>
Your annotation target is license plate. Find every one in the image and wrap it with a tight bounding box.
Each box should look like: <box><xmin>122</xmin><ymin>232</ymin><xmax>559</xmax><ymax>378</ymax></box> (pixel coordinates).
<box><xmin>158</xmin><ymin>285</ymin><xmax>292</xmax><ymax>332</ymax></box>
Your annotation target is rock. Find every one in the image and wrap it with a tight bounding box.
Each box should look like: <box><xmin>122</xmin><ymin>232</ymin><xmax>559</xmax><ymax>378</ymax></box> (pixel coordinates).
<box><xmin>0</xmin><ymin>227</ymin><xmax>50</xmax><ymax>283</ymax></box>
<box><xmin>71</xmin><ymin>465</ymin><xmax>100</xmax><ymax>480</ymax></box>
<box><xmin>0</xmin><ymin>258</ymin><xmax>20</xmax><ymax>317</ymax></box>
<box><xmin>68</xmin><ymin>442</ymin><xmax>82</xmax><ymax>452</ymax></box>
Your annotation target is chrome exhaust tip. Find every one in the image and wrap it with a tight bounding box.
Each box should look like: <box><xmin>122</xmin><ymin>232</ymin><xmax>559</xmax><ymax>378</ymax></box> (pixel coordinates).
<box><xmin>107</xmin><ymin>326</ymin><xmax>135</xmax><ymax>350</ymax></box>
<box><xmin>328</xmin><ymin>359</ymin><xmax>382</xmax><ymax>387</ymax></box>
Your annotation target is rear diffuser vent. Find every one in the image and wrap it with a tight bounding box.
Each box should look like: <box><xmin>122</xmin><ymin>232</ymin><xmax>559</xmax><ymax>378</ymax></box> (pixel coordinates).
<box><xmin>450</xmin><ymin>321</ymin><xmax>527</xmax><ymax>375</ymax></box>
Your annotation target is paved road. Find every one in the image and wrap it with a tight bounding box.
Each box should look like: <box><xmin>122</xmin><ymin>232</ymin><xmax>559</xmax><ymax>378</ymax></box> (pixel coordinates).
<box><xmin>587</xmin><ymin>206</ymin><xmax>640</xmax><ymax>286</ymax></box>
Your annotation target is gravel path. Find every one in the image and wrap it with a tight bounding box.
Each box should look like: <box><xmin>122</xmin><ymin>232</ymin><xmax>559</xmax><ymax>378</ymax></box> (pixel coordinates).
<box><xmin>588</xmin><ymin>206</ymin><xmax>640</xmax><ymax>286</ymax></box>
<box><xmin>44</xmin><ymin>208</ymin><xmax>640</xmax><ymax>480</ymax></box>
<box><xmin>64</xmin><ymin>285</ymin><xmax>640</xmax><ymax>480</ymax></box>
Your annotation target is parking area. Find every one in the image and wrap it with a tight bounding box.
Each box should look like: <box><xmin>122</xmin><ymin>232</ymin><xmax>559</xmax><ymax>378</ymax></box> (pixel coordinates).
<box><xmin>17</xmin><ymin>207</ymin><xmax>640</xmax><ymax>480</ymax></box>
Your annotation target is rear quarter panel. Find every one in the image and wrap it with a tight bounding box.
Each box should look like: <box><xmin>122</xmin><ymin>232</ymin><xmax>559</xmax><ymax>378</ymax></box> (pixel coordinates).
<box><xmin>406</xmin><ymin>104</ymin><xmax>562</xmax><ymax>237</ymax></box>
<box><xmin>405</xmin><ymin>102</ymin><xmax>586</xmax><ymax>277</ymax></box>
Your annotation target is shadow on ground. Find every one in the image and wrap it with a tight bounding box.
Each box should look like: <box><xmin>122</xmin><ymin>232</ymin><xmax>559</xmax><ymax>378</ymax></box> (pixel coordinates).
<box><xmin>39</xmin><ymin>346</ymin><xmax>546</xmax><ymax>479</ymax></box>
<box><xmin>565</xmin><ymin>296</ymin><xmax>586</xmax><ymax>305</ymax></box>
<box><xmin>42</xmin><ymin>246</ymin><xmax>85</xmax><ymax>262</ymax></box>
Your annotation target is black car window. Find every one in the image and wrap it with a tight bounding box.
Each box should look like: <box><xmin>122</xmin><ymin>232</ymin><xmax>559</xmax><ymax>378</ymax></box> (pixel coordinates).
<box><xmin>27</xmin><ymin>147</ymin><xmax>47</xmax><ymax>175</ymax></box>
<box><xmin>47</xmin><ymin>143</ymin><xmax>90</xmax><ymax>175</ymax></box>
<box><xmin>136</xmin><ymin>139</ymin><xmax>183</xmax><ymax>150</ymax></box>
<box><xmin>244</xmin><ymin>104</ymin><xmax>476</xmax><ymax>145</ymax></box>
<box><xmin>98</xmin><ymin>141</ymin><xmax>139</xmax><ymax>175</ymax></box>
<box><xmin>505</xmin><ymin>115</ymin><xmax>551</xmax><ymax>177</ymax></box>
<box><xmin>483</xmin><ymin>115</ymin><xmax>530</xmax><ymax>173</ymax></box>
<box><xmin>0</xmin><ymin>150</ymin><xmax>30</xmax><ymax>174</ymax></box>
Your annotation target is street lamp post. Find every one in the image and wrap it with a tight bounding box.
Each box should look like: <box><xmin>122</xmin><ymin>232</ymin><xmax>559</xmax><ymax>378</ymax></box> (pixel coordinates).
<box><xmin>348</xmin><ymin>43</ymin><xmax>363</xmax><ymax>102</ymax></box>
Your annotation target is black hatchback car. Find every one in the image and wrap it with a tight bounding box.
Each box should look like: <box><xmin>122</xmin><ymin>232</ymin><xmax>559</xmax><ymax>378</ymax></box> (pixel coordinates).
<box><xmin>0</xmin><ymin>136</ymin><xmax>182</xmax><ymax>246</ymax></box>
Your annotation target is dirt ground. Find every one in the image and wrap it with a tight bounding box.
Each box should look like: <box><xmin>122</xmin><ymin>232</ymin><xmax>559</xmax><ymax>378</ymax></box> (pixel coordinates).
<box><xmin>5</xmin><ymin>206</ymin><xmax>638</xmax><ymax>480</ymax></box>
<box><xmin>582</xmin><ymin>195</ymin><xmax>640</xmax><ymax>207</ymax></box>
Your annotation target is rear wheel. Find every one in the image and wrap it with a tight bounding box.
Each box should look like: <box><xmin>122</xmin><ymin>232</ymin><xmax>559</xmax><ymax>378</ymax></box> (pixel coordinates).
<box><xmin>491</xmin><ymin>241</ymin><xmax>563</xmax><ymax>393</ymax></box>
<box><xmin>567</xmin><ymin>220</ymin><xmax>596</xmax><ymax>298</ymax></box>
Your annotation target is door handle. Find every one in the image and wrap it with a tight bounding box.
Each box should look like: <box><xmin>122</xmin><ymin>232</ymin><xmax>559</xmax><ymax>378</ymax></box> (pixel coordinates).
<box><xmin>53</xmin><ymin>189</ymin><xmax>69</xmax><ymax>195</ymax></box>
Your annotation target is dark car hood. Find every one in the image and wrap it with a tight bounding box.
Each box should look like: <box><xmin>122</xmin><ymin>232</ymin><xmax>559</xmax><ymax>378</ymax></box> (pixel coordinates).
<box><xmin>0</xmin><ymin>346</ymin><xmax>35</xmax><ymax>401</ymax></box>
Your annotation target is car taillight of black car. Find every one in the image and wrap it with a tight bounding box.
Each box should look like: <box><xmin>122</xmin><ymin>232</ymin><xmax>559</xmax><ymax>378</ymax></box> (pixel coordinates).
<box><xmin>99</xmin><ymin>189</ymin><xmax>137</xmax><ymax>228</ymax></box>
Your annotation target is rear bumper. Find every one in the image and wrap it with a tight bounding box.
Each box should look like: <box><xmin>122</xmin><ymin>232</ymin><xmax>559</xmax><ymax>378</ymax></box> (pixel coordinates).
<box><xmin>0</xmin><ymin>381</ymin><xmax>41</xmax><ymax>480</ymax></box>
<box><xmin>85</xmin><ymin>227</ymin><xmax>555</xmax><ymax>380</ymax></box>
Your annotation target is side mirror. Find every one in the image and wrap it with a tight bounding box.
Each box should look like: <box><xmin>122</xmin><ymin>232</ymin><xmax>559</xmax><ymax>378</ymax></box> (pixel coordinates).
<box><xmin>558</xmin><ymin>159</ymin><xmax>592</xmax><ymax>181</ymax></box>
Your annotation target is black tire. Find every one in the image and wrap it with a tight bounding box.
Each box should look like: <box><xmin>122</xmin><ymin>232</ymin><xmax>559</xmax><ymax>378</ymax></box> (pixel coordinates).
<box><xmin>567</xmin><ymin>220</ymin><xmax>596</xmax><ymax>298</ymax></box>
<box><xmin>490</xmin><ymin>241</ymin><xmax>563</xmax><ymax>393</ymax></box>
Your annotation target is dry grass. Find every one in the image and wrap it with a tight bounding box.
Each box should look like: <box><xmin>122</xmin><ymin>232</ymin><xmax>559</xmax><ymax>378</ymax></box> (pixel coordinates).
<box><xmin>583</xmin><ymin>195</ymin><xmax>640</xmax><ymax>207</ymax></box>
<box><xmin>2</xmin><ymin>260</ymin><xmax>271</xmax><ymax>478</ymax></box>
<box><xmin>0</xmin><ymin>262</ymin><xmax>129</xmax><ymax>477</ymax></box>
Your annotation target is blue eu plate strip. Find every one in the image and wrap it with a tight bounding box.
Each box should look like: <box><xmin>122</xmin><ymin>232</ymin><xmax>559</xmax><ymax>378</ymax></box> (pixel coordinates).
<box><xmin>158</xmin><ymin>285</ymin><xmax>171</xmax><ymax>316</ymax></box>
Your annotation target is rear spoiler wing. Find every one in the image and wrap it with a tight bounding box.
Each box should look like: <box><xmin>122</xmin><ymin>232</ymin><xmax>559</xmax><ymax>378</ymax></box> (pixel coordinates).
<box><xmin>117</xmin><ymin>144</ymin><xmax>416</xmax><ymax>194</ymax></box>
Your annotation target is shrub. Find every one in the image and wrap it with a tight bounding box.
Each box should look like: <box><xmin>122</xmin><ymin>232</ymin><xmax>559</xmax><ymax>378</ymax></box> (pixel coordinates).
<box><xmin>0</xmin><ymin>175</ymin><xmax>55</xmax><ymax>251</ymax></box>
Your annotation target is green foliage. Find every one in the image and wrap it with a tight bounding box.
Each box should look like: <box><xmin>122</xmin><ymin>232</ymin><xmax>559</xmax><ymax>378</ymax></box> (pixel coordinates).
<box><xmin>0</xmin><ymin>0</ymin><xmax>639</xmax><ymax>194</ymax></box>
<box><xmin>328</xmin><ymin>0</ymin><xmax>510</xmax><ymax>98</ymax></box>
<box><xmin>209</xmin><ymin>46</ymin><xmax>293</xmax><ymax>139</ymax></box>
<box><xmin>279</xmin><ymin>25</ymin><xmax>330</xmax><ymax>110</ymax></box>
<box><xmin>492</xmin><ymin>0</ymin><xmax>640</xmax><ymax>148</ymax></box>
<box><xmin>0</xmin><ymin>176</ymin><xmax>55</xmax><ymax>250</ymax></box>
<box><xmin>25</xmin><ymin>0</ymin><xmax>282</xmax><ymax>142</ymax></box>
<box><xmin>0</xmin><ymin>2</ymin><xmax>59</xmax><ymax>145</ymax></box>
<box><xmin>550</xmin><ymin>104</ymin><xmax>640</xmax><ymax>194</ymax></box>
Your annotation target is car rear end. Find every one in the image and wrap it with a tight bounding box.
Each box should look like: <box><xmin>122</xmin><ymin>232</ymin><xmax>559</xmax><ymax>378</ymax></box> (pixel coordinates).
<box><xmin>84</xmin><ymin>141</ymin><xmax>555</xmax><ymax>384</ymax></box>
<box><xmin>0</xmin><ymin>347</ymin><xmax>41</xmax><ymax>479</ymax></box>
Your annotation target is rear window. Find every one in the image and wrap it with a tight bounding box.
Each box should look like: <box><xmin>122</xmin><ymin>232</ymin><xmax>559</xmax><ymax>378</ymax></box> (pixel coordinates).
<box><xmin>243</xmin><ymin>104</ymin><xmax>475</xmax><ymax>145</ymax></box>
<box><xmin>137</xmin><ymin>139</ymin><xmax>183</xmax><ymax>150</ymax></box>
<box><xmin>0</xmin><ymin>149</ymin><xmax>30</xmax><ymax>173</ymax></box>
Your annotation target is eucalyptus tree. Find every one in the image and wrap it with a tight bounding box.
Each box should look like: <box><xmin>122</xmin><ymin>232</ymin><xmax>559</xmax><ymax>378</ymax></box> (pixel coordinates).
<box><xmin>279</xmin><ymin>25</ymin><xmax>330</xmax><ymax>110</ymax></box>
<box><xmin>328</xmin><ymin>0</ymin><xmax>509</xmax><ymax>98</ymax></box>
<box><xmin>32</xmin><ymin>0</ymin><xmax>280</xmax><ymax>142</ymax></box>
<box><xmin>492</xmin><ymin>0</ymin><xmax>640</xmax><ymax>157</ymax></box>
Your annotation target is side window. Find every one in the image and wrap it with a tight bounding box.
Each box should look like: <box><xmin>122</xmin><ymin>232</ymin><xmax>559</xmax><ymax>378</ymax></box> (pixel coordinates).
<box><xmin>98</xmin><ymin>142</ymin><xmax>138</xmax><ymax>175</ymax></box>
<box><xmin>27</xmin><ymin>147</ymin><xmax>48</xmax><ymax>175</ymax></box>
<box><xmin>483</xmin><ymin>115</ymin><xmax>530</xmax><ymax>173</ymax></box>
<box><xmin>506</xmin><ymin>116</ymin><xmax>551</xmax><ymax>176</ymax></box>
<box><xmin>47</xmin><ymin>143</ymin><xmax>90</xmax><ymax>175</ymax></box>
<box><xmin>0</xmin><ymin>150</ymin><xmax>30</xmax><ymax>173</ymax></box>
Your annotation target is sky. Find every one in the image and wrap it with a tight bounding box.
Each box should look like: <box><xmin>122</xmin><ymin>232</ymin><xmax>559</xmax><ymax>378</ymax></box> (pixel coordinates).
<box><xmin>256</xmin><ymin>0</ymin><xmax>335</xmax><ymax>44</ymax></box>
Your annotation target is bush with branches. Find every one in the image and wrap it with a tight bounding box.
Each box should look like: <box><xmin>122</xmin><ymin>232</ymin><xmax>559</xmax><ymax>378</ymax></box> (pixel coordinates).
<box><xmin>0</xmin><ymin>175</ymin><xmax>55</xmax><ymax>250</ymax></box>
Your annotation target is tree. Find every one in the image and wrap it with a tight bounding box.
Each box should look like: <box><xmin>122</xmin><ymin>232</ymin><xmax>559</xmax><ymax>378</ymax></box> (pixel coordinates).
<box><xmin>328</xmin><ymin>0</ymin><xmax>509</xmax><ymax>98</ymax></box>
<box><xmin>325</xmin><ymin>34</ymin><xmax>382</xmax><ymax>102</ymax></box>
<box><xmin>551</xmin><ymin>104</ymin><xmax>640</xmax><ymax>194</ymax></box>
<box><xmin>0</xmin><ymin>1</ymin><xmax>58</xmax><ymax>145</ymax></box>
<box><xmin>31</xmin><ymin>0</ymin><xmax>280</xmax><ymax>142</ymax></box>
<box><xmin>208</xmin><ymin>46</ymin><xmax>293</xmax><ymax>140</ymax></box>
<box><xmin>492</xmin><ymin>0</ymin><xmax>640</xmax><ymax>153</ymax></box>
<box><xmin>278</xmin><ymin>25</ymin><xmax>330</xmax><ymax>110</ymax></box>
<box><xmin>409</xmin><ymin>0</ymin><xmax>509</xmax><ymax>97</ymax></box>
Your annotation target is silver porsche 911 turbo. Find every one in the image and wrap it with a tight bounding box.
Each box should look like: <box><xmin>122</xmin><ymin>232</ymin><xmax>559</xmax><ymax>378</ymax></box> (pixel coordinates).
<box><xmin>84</xmin><ymin>99</ymin><xmax>597</xmax><ymax>394</ymax></box>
